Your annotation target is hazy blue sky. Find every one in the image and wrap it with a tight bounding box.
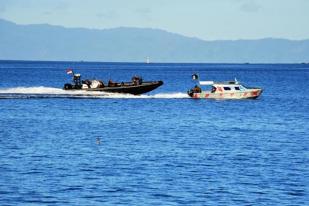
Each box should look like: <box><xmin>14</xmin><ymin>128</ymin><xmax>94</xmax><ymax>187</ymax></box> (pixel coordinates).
<box><xmin>0</xmin><ymin>0</ymin><xmax>308</xmax><ymax>40</ymax></box>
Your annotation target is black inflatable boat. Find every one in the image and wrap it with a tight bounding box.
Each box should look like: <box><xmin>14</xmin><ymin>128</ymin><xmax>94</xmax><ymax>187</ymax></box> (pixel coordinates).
<box><xmin>63</xmin><ymin>70</ymin><xmax>163</xmax><ymax>95</ymax></box>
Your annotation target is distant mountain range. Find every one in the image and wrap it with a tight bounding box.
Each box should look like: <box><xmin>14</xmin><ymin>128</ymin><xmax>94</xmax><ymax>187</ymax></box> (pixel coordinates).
<box><xmin>1</xmin><ymin>19</ymin><xmax>309</xmax><ymax>63</ymax></box>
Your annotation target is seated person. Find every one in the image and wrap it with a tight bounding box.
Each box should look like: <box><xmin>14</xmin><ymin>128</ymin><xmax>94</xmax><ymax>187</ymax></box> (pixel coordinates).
<box><xmin>82</xmin><ymin>79</ymin><xmax>92</xmax><ymax>87</ymax></box>
<box><xmin>193</xmin><ymin>85</ymin><xmax>201</xmax><ymax>93</ymax></box>
<box><xmin>132</xmin><ymin>75</ymin><xmax>140</xmax><ymax>85</ymax></box>
<box><xmin>98</xmin><ymin>80</ymin><xmax>105</xmax><ymax>88</ymax></box>
<box><xmin>138</xmin><ymin>77</ymin><xmax>143</xmax><ymax>85</ymax></box>
<box><xmin>108</xmin><ymin>79</ymin><xmax>115</xmax><ymax>87</ymax></box>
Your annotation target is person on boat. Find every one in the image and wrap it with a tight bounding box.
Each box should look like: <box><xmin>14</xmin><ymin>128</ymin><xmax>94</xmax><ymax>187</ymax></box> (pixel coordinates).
<box><xmin>108</xmin><ymin>79</ymin><xmax>116</xmax><ymax>87</ymax></box>
<box><xmin>138</xmin><ymin>77</ymin><xmax>143</xmax><ymax>85</ymax></box>
<box><xmin>193</xmin><ymin>85</ymin><xmax>201</xmax><ymax>93</ymax></box>
<box><xmin>98</xmin><ymin>80</ymin><xmax>105</xmax><ymax>88</ymax></box>
<box><xmin>82</xmin><ymin>79</ymin><xmax>92</xmax><ymax>87</ymax></box>
<box><xmin>211</xmin><ymin>86</ymin><xmax>216</xmax><ymax>93</ymax></box>
<box><xmin>132</xmin><ymin>75</ymin><xmax>140</xmax><ymax>86</ymax></box>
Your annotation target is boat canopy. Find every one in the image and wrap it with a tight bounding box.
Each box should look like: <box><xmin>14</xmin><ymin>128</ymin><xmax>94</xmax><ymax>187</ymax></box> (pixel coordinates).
<box><xmin>199</xmin><ymin>81</ymin><xmax>214</xmax><ymax>85</ymax></box>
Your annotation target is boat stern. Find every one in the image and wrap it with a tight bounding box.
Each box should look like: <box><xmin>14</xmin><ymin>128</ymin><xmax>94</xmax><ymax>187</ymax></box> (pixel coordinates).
<box><xmin>63</xmin><ymin>83</ymin><xmax>73</xmax><ymax>90</ymax></box>
<box><xmin>187</xmin><ymin>89</ymin><xmax>194</xmax><ymax>97</ymax></box>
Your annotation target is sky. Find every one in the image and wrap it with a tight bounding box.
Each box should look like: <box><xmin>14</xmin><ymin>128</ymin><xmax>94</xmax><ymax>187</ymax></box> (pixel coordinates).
<box><xmin>0</xmin><ymin>0</ymin><xmax>308</xmax><ymax>40</ymax></box>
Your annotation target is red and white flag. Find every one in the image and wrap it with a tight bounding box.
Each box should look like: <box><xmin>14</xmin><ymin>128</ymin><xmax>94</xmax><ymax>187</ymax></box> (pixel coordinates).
<box><xmin>66</xmin><ymin>68</ymin><xmax>73</xmax><ymax>74</ymax></box>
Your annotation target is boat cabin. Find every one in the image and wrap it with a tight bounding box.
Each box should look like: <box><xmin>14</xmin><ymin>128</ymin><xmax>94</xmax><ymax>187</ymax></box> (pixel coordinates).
<box><xmin>197</xmin><ymin>80</ymin><xmax>247</xmax><ymax>93</ymax></box>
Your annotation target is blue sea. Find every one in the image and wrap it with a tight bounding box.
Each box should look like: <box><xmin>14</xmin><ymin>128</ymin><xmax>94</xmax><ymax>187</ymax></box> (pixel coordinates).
<box><xmin>0</xmin><ymin>61</ymin><xmax>308</xmax><ymax>205</ymax></box>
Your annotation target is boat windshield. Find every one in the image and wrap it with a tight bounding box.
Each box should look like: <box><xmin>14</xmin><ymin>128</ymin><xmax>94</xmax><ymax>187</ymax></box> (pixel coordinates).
<box><xmin>239</xmin><ymin>85</ymin><xmax>247</xmax><ymax>90</ymax></box>
<box><xmin>200</xmin><ymin>85</ymin><xmax>213</xmax><ymax>92</ymax></box>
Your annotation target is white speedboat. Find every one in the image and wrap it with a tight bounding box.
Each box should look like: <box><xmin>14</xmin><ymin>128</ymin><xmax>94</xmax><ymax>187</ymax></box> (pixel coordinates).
<box><xmin>187</xmin><ymin>76</ymin><xmax>262</xmax><ymax>99</ymax></box>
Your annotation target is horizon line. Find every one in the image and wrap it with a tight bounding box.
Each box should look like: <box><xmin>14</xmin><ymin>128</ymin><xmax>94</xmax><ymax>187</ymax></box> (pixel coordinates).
<box><xmin>1</xmin><ymin>59</ymin><xmax>308</xmax><ymax>65</ymax></box>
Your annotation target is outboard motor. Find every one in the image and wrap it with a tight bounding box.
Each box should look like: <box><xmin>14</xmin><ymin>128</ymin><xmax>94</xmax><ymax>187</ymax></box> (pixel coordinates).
<box><xmin>73</xmin><ymin>74</ymin><xmax>82</xmax><ymax>89</ymax></box>
<box><xmin>63</xmin><ymin>73</ymin><xmax>82</xmax><ymax>90</ymax></box>
<box><xmin>187</xmin><ymin>89</ymin><xmax>194</xmax><ymax>97</ymax></box>
<box><xmin>187</xmin><ymin>85</ymin><xmax>201</xmax><ymax>97</ymax></box>
<box><xmin>64</xmin><ymin>83</ymin><xmax>73</xmax><ymax>90</ymax></box>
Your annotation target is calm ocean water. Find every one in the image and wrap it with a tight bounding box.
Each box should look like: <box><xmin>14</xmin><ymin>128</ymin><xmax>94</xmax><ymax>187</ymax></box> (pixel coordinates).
<box><xmin>0</xmin><ymin>61</ymin><xmax>308</xmax><ymax>205</ymax></box>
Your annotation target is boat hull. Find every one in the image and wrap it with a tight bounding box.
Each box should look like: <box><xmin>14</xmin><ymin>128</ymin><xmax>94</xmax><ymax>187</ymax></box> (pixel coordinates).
<box><xmin>64</xmin><ymin>81</ymin><xmax>163</xmax><ymax>95</ymax></box>
<box><xmin>188</xmin><ymin>88</ymin><xmax>263</xmax><ymax>99</ymax></box>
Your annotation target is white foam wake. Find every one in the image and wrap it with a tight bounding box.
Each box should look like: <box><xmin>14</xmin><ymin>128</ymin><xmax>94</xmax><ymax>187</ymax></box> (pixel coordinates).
<box><xmin>0</xmin><ymin>87</ymin><xmax>189</xmax><ymax>99</ymax></box>
<box><xmin>0</xmin><ymin>86</ymin><xmax>75</xmax><ymax>94</ymax></box>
